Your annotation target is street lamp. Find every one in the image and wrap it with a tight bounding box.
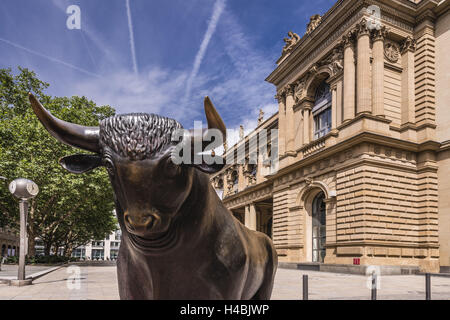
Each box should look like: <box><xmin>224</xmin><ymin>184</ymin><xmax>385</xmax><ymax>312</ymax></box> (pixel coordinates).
<box><xmin>8</xmin><ymin>178</ymin><xmax>39</xmax><ymax>286</ymax></box>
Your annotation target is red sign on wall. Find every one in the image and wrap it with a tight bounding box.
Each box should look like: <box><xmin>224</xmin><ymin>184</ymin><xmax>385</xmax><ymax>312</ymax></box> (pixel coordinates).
<box><xmin>353</xmin><ymin>258</ymin><xmax>360</xmax><ymax>265</ymax></box>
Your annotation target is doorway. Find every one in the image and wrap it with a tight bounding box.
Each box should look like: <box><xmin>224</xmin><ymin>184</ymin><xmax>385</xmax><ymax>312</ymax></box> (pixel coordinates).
<box><xmin>312</xmin><ymin>191</ymin><xmax>326</xmax><ymax>262</ymax></box>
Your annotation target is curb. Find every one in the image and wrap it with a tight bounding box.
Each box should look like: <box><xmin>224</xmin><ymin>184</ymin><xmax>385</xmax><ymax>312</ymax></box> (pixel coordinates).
<box><xmin>0</xmin><ymin>264</ymin><xmax>66</xmax><ymax>285</ymax></box>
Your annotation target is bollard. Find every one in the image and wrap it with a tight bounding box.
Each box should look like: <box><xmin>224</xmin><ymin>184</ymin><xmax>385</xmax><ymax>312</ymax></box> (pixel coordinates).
<box><xmin>303</xmin><ymin>274</ymin><xmax>308</xmax><ymax>300</ymax></box>
<box><xmin>425</xmin><ymin>273</ymin><xmax>431</xmax><ymax>300</ymax></box>
<box><xmin>371</xmin><ymin>272</ymin><xmax>377</xmax><ymax>300</ymax></box>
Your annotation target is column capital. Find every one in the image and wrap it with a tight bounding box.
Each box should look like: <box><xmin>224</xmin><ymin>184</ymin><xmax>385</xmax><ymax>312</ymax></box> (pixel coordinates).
<box><xmin>274</xmin><ymin>88</ymin><xmax>286</xmax><ymax>101</ymax></box>
<box><xmin>400</xmin><ymin>36</ymin><xmax>416</xmax><ymax>54</ymax></box>
<box><xmin>285</xmin><ymin>83</ymin><xmax>295</xmax><ymax>97</ymax></box>
<box><xmin>341</xmin><ymin>30</ymin><xmax>356</xmax><ymax>48</ymax></box>
<box><xmin>355</xmin><ymin>18</ymin><xmax>370</xmax><ymax>38</ymax></box>
<box><xmin>298</xmin><ymin>97</ymin><xmax>314</xmax><ymax>109</ymax></box>
<box><xmin>371</xmin><ymin>26</ymin><xmax>388</xmax><ymax>42</ymax></box>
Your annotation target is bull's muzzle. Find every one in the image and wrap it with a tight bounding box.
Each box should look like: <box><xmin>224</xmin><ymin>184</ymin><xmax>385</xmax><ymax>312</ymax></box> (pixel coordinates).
<box><xmin>124</xmin><ymin>211</ymin><xmax>160</xmax><ymax>234</ymax></box>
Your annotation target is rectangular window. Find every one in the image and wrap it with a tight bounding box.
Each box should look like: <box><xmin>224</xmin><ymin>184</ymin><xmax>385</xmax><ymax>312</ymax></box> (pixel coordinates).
<box><xmin>314</xmin><ymin>107</ymin><xmax>331</xmax><ymax>139</ymax></box>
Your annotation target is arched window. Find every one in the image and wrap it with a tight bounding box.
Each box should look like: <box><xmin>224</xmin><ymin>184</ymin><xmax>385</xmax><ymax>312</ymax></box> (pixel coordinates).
<box><xmin>312</xmin><ymin>191</ymin><xmax>326</xmax><ymax>262</ymax></box>
<box><xmin>313</xmin><ymin>81</ymin><xmax>332</xmax><ymax>139</ymax></box>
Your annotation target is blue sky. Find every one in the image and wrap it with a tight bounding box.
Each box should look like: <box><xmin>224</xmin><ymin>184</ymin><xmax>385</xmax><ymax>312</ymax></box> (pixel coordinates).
<box><xmin>0</xmin><ymin>0</ymin><xmax>336</xmax><ymax>140</ymax></box>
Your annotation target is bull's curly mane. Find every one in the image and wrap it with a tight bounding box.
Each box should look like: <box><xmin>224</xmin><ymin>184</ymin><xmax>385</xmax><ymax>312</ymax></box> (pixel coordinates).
<box><xmin>99</xmin><ymin>113</ymin><xmax>183</xmax><ymax>160</ymax></box>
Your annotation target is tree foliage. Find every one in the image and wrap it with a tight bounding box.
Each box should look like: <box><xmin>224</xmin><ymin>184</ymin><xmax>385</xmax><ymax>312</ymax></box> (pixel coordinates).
<box><xmin>0</xmin><ymin>67</ymin><xmax>117</xmax><ymax>256</ymax></box>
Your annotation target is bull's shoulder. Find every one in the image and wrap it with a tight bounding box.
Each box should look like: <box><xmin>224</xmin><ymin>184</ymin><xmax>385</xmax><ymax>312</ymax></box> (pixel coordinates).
<box><xmin>212</xmin><ymin>215</ymin><xmax>249</xmax><ymax>273</ymax></box>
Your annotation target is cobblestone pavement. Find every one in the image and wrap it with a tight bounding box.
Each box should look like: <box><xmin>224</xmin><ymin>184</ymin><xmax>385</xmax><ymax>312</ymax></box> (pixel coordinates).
<box><xmin>0</xmin><ymin>265</ymin><xmax>449</xmax><ymax>300</ymax></box>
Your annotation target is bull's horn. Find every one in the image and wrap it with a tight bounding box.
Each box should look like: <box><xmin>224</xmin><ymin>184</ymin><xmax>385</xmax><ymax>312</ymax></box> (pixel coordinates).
<box><xmin>204</xmin><ymin>96</ymin><xmax>226</xmax><ymax>142</ymax></box>
<box><xmin>28</xmin><ymin>93</ymin><xmax>100</xmax><ymax>153</ymax></box>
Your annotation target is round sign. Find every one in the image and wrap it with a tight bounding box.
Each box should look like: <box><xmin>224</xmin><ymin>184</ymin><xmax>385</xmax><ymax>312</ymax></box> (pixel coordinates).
<box><xmin>9</xmin><ymin>178</ymin><xmax>39</xmax><ymax>199</ymax></box>
<box><xmin>26</xmin><ymin>182</ymin><xmax>39</xmax><ymax>197</ymax></box>
<box><xmin>8</xmin><ymin>180</ymin><xmax>16</xmax><ymax>195</ymax></box>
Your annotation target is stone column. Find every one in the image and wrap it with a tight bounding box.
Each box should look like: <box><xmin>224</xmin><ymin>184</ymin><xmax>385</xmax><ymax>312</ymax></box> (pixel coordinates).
<box><xmin>372</xmin><ymin>27</ymin><xmax>387</xmax><ymax>117</ymax></box>
<box><xmin>331</xmin><ymin>83</ymin><xmax>338</xmax><ymax>131</ymax></box>
<box><xmin>342</xmin><ymin>31</ymin><xmax>356</xmax><ymax>121</ymax></box>
<box><xmin>238</xmin><ymin>164</ymin><xmax>245</xmax><ymax>192</ymax></box>
<box><xmin>285</xmin><ymin>85</ymin><xmax>295</xmax><ymax>154</ymax></box>
<box><xmin>245</xmin><ymin>204</ymin><xmax>257</xmax><ymax>231</ymax></box>
<box><xmin>222</xmin><ymin>172</ymin><xmax>229</xmax><ymax>198</ymax></box>
<box><xmin>276</xmin><ymin>91</ymin><xmax>286</xmax><ymax>156</ymax></box>
<box><xmin>356</xmin><ymin>19</ymin><xmax>371</xmax><ymax>114</ymax></box>
<box><xmin>336</xmin><ymin>80</ymin><xmax>343</xmax><ymax>126</ymax></box>
<box><xmin>401</xmin><ymin>36</ymin><xmax>416</xmax><ymax>125</ymax></box>
<box><xmin>302</xmin><ymin>104</ymin><xmax>312</xmax><ymax>145</ymax></box>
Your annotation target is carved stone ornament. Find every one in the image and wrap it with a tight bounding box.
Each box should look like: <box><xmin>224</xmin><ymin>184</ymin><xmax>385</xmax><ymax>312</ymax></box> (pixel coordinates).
<box><xmin>341</xmin><ymin>30</ymin><xmax>356</xmax><ymax>47</ymax></box>
<box><xmin>322</xmin><ymin>48</ymin><xmax>343</xmax><ymax>76</ymax></box>
<box><xmin>285</xmin><ymin>84</ymin><xmax>295</xmax><ymax>97</ymax></box>
<box><xmin>294</xmin><ymin>80</ymin><xmax>306</xmax><ymax>103</ymax></box>
<box><xmin>275</xmin><ymin>86</ymin><xmax>287</xmax><ymax>101</ymax></box>
<box><xmin>282</xmin><ymin>31</ymin><xmax>300</xmax><ymax>56</ymax></box>
<box><xmin>371</xmin><ymin>25</ymin><xmax>388</xmax><ymax>41</ymax></box>
<box><xmin>384</xmin><ymin>40</ymin><xmax>400</xmax><ymax>63</ymax></box>
<box><xmin>401</xmin><ymin>36</ymin><xmax>416</xmax><ymax>54</ymax></box>
<box><xmin>306</xmin><ymin>14</ymin><xmax>322</xmax><ymax>35</ymax></box>
<box><xmin>258</xmin><ymin>109</ymin><xmax>264</xmax><ymax>125</ymax></box>
<box><xmin>355</xmin><ymin>18</ymin><xmax>370</xmax><ymax>37</ymax></box>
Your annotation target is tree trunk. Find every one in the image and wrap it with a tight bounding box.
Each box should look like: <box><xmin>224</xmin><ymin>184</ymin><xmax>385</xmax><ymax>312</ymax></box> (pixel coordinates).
<box><xmin>64</xmin><ymin>245</ymin><xmax>73</xmax><ymax>258</ymax></box>
<box><xmin>44</xmin><ymin>242</ymin><xmax>52</xmax><ymax>256</ymax></box>
<box><xmin>27</xmin><ymin>233</ymin><xmax>36</xmax><ymax>257</ymax></box>
<box><xmin>27</xmin><ymin>200</ymin><xmax>36</xmax><ymax>256</ymax></box>
<box><xmin>52</xmin><ymin>244</ymin><xmax>59</xmax><ymax>256</ymax></box>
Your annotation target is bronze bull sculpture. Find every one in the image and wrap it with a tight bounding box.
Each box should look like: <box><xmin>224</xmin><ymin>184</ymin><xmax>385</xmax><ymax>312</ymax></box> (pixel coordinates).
<box><xmin>29</xmin><ymin>93</ymin><xmax>277</xmax><ymax>299</ymax></box>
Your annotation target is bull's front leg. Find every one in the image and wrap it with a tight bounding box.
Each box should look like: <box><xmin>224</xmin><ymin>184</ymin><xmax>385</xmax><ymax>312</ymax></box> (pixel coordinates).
<box><xmin>116</xmin><ymin>243</ymin><xmax>154</xmax><ymax>299</ymax></box>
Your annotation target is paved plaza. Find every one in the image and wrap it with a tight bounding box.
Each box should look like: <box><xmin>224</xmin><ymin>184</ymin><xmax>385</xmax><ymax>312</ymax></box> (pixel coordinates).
<box><xmin>0</xmin><ymin>265</ymin><xmax>449</xmax><ymax>300</ymax></box>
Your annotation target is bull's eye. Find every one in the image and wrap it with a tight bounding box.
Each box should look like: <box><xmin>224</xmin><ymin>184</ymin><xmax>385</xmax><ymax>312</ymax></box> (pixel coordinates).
<box><xmin>164</xmin><ymin>157</ymin><xmax>181</xmax><ymax>178</ymax></box>
<box><xmin>103</xmin><ymin>158</ymin><xmax>115</xmax><ymax>176</ymax></box>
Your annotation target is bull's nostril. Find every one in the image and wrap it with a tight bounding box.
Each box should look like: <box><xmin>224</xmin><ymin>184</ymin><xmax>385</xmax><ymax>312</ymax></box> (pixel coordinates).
<box><xmin>124</xmin><ymin>213</ymin><xmax>155</xmax><ymax>230</ymax></box>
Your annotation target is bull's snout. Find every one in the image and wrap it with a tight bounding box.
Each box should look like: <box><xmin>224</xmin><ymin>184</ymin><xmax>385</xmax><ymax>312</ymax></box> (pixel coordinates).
<box><xmin>124</xmin><ymin>212</ymin><xmax>159</xmax><ymax>234</ymax></box>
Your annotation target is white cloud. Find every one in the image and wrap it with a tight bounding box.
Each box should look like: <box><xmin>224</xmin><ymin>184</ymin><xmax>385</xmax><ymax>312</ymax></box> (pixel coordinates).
<box><xmin>125</xmin><ymin>0</ymin><xmax>138</xmax><ymax>74</ymax></box>
<box><xmin>185</xmin><ymin>0</ymin><xmax>226</xmax><ymax>101</ymax></box>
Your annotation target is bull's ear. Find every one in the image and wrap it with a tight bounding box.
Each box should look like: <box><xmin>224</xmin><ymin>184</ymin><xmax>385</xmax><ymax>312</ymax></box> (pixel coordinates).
<box><xmin>191</xmin><ymin>156</ymin><xmax>225</xmax><ymax>174</ymax></box>
<box><xmin>59</xmin><ymin>154</ymin><xmax>103</xmax><ymax>174</ymax></box>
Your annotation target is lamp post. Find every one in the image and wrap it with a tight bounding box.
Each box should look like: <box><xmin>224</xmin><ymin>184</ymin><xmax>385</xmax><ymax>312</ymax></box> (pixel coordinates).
<box><xmin>8</xmin><ymin>178</ymin><xmax>39</xmax><ymax>286</ymax></box>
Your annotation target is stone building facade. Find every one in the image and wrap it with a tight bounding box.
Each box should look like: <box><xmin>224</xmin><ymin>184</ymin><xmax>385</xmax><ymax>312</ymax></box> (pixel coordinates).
<box><xmin>211</xmin><ymin>0</ymin><xmax>450</xmax><ymax>273</ymax></box>
<box><xmin>0</xmin><ymin>227</ymin><xmax>19</xmax><ymax>257</ymax></box>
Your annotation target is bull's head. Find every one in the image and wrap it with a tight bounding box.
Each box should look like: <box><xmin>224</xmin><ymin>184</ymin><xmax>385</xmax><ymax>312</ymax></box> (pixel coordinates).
<box><xmin>29</xmin><ymin>93</ymin><xmax>226</xmax><ymax>238</ymax></box>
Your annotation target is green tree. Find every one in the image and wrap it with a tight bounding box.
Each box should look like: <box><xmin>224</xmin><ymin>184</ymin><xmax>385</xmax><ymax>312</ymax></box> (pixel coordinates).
<box><xmin>0</xmin><ymin>67</ymin><xmax>117</xmax><ymax>256</ymax></box>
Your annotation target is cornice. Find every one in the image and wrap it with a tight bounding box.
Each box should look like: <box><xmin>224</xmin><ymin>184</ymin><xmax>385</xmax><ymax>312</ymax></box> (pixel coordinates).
<box><xmin>266</xmin><ymin>0</ymin><xmax>365</xmax><ymax>87</ymax></box>
<box><xmin>222</xmin><ymin>180</ymin><xmax>273</xmax><ymax>204</ymax></box>
<box><xmin>266</xmin><ymin>0</ymin><xmax>427</xmax><ymax>88</ymax></box>
<box><xmin>265</xmin><ymin>131</ymin><xmax>441</xmax><ymax>181</ymax></box>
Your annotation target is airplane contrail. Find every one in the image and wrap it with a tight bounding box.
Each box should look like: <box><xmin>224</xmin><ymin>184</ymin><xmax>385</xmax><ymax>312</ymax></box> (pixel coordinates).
<box><xmin>184</xmin><ymin>0</ymin><xmax>226</xmax><ymax>100</ymax></box>
<box><xmin>0</xmin><ymin>37</ymin><xmax>101</xmax><ymax>78</ymax></box>
<box><xmin>125</xmin><ymin>0</ymin><xmax>138</xmax><ymax>75</ymax></box>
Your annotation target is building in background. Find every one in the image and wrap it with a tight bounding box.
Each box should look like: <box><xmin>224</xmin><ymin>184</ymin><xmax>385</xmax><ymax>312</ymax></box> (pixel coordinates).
<box><xmin>0</xmin><ymin>227</ymin><xmax>19</xmax><ymax>257</ymax></box>
<box><xmin>211</xmin><ymin>0</ymin><xmax>450</xmax><ymax>273</ymax></box>
<box><xmin>71</xmin><ymin>228</ymin><xmax>121</xmax><ymax>261</ymax></box>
